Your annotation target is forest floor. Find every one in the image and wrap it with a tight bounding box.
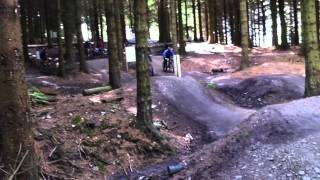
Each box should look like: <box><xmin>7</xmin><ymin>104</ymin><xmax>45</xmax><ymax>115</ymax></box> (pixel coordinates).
<box><xmin>26</xmin><ymin>42</ymin><xmax>320</xmax><ymax>180</ymax></box>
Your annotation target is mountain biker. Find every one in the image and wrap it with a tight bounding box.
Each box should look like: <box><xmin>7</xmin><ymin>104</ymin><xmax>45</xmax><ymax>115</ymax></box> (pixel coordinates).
<box><xmin>162</xmin><ymin>45</ymin><xmax>174</xmax><ymax>71</ymax></box>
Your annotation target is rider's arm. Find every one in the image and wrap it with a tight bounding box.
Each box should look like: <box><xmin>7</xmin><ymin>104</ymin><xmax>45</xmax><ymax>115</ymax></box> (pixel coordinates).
<box><xmin>171</xmin><ymin>50</ymin><xmax>175</xmax><ymax>57</ymax></box>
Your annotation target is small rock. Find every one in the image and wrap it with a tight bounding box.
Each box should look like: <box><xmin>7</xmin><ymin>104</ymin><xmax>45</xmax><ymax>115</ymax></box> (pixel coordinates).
<box><xmin>92</xmin><ymin>166</ymin><xmax>99</xmax><ymax>171</ymax></box>
<box><xmin>235</xmin><ymin>175</ymin><xmax>242</xmax><ymax>180</ymax></box>
<box><xmin>302</xmin><ymin>176</ymin><xmax>311</xmax><ymax>180</ymax></box>
<box><xmin>267</xmin><ymin>157</ymin><xmax>274</xmax><ymax>161</ymax></box>
<box><xmin>298</xmin><ymin>171</ymin><xmax>306</xmax><ymax>175</ymax></box>
<box><xmin>286</xmin><ymin>173</ymin><xmax>292</xmax><ymax>177</ymax></box>
<box><xmin>101</xmin><ymin>111</ymin><xmax>106</xmax><ymax>116</ymax></box>
<box><xmin>315</xmin><ymin>167</ymin><xmax>320</xmax><ymax>173</ymax></box>
<box><xmin>258</xmin><ymin>163</ymin><xmax>264</xmax><ymax>166</ymax></box>
<box><xmin>117</xmin><ymin>134</ymin><xmax>122</xmax><ymax>139</ymax></box>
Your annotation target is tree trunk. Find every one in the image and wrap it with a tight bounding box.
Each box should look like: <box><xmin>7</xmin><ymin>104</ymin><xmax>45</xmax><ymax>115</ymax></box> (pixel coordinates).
<box><xmin>170</xmin><ymin>0</ymin><xmax>178</xmax><ymax>52</ymax></box>
<box><xmin>185</xmin><ymin>0</ymin><xmax>190</xmax><ymax>40</ymax></box>
<box><xmin>197</xmin><ymin>0</ymin><xmax>204</xmax><ymax>41</ymax></box>
<box><xmin>0</xmin><ymin>1</ymin><xmax>39</xmax><ymax>179</ymax></box>
<box><xmin>114</xmin><ymin>0</ymin><xmax>126</xmax><ymax>71</ymax></box>
<box><xmin>270</xmin><ymin>0</ymin><xmax>278</xmax><ymax>47</ymax></box>
<box><xmin>234</xmin><ymin>0</ymin><xmax>241</xmax><ymax>46</ymax></box>
<box><xmin>62</xmin><ymin>0</ymin><xmax>76</xmax><ymax>73</ymax></box>
<box><xmin>43</xmin><ymin>0</ymin><xmax>52</xmax><ymax>47</ymax></box>
<box><xmin>208</xmin><ymin>0</ymin><xmax>216</xmax><ymax>44</ymax></box>
<box><xmin>75</xmin><ymin>0</ymin><xmax>88</xmax><ymax>73</ymax></box>
<box><xmin>20</xmin><ymin>0</ymin><xmax>29</xmax><ymax>62</ymax></box>
<box><xmin>223</xmin><ymin>0</ymin><xmax>228</xmax><ymax>44</ymax></box>
<box><xmin>315</xmin><ymin>0</ymin><xmax>319</xmax><ymax>42</ymax></box>
<box><xmin>240</xmin><ymin>0</ymin><xmax>250</xmax><ymax>69</ymax></box>
<box><xmin>158</xmin><ymin>0</ymin><xmax>171</xmax><ymax>42</ymax></box>
<box><xmin>92</xmin><ymin>0</ymin><xmax>100</xmax><ymax>44</ymax></box>
<box><xmin>57</xmin><ymin>0</ymin><xmax>65</xmax><ymax>77</ymax></box>
<box><xmin>229</xmin><ymin>0</ymin><xmax>235</xmax><ymax>44</ymax></box>
<box><xmin>302</xmin><ymin>0</ymin><xmax>320</xmax><ymax>96</ymax></box>
<box><xmin>178</xmin><ymin>0</ymin><xmax>186</xmax><ymax>54</ymax></box>
<box><xmin>278</xmin><ymin>0</ymin><xmax>289</xmax><ymax>49</ymax></box>
<box><xmin>106</xmin><ymin>0</ymin><xmax>121</xmax><ymax>88</ymax></box>
<box><xmin>204</xmin><ymin>0</ymin><xmax>209</xmax><ymax>40</ymax></box>
<box><xmin>120</xmin><ymin>0</ymin><xmax>127</xmax><ymax>44</ymax></box>
<box><xmin>134</xmin><ymin>0</ymin><xmax>160</xmax><ymax>139</ymax></box>
<box><xmin>192</xmin><ymin>0</ymin><xmax>198</xmax><ymax>41</ymax></box>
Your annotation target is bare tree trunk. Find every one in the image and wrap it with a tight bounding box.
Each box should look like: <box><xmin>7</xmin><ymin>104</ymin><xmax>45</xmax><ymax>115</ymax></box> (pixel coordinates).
<box><xmin>240</xmin><ymin>0</ymin><xmax>250</xmax><ymax>69</ymax></box>
<box><xmin>106</xmin><ymin>0</ymin><xmax>121</xmax><ymax>88</ymax></box>
<box><xmin>134</xmin><ymin>0</ymin><xmax>161</xmax><ymax>140</ymax></box>
<box><xmin>158</xmin><ymin>0</ymin><xmax>171</xmax><ymax>42</ymax></box>
<box><xmin>75</xmin><ymin>0</ymin><xmax>89</xmax><ymax>73</ymax></box>
<box><xmin>114</xmin><ymin>0</ymin><xmax>127</xmax><ymax>71</ymax></box>
<box><xmin>57</xmin><ymin>0</ymin><xmax>65</xmax><ymax>77</ymax></box>
<box><xmin>170</xmin><ymin>0</ymin><xmax>178</xmax><ymax>52</ymax></box>
<box><xmin>178</xmin><ymin>0</ymin><xmax>186</xmax><ymax>54</ymax></box>
<box><xmin>185</xmin><ymin>0</ymin><xmax>190</xmax><ymax>40</ymax></box>
<box><xmin>20</xmin><ymin>0</ymin><xmax>29</xmax><ymax>62</ymax></box>
<box><xmin>302</xmin><ymin>0</ymin><xmax>320</xmax><ymax>96</ymax></box>
<box><xmin>197</xmin><ymin>0</ymin><xmax>204</xmax><ymax>41</ymax></box>
<box><xmin>192</xmin><ymin>0</ymin><xmax>198</xmax><ymax>41</ymax></box>
<box><xmin>278</xmin><ymin>0</ymin><xmax>289</xmax><ymax>49</ymax></box>
<box><xmin>270</xmin><ymin>0</ymin><xmax>278</xmax><ymax>47</ymax></box>
<box><xmin>208</xmin><ymin>0</ymin><xmax>216</xmax><ymax>44</ymax></box>
<box><xmin>0</xmin><ymin>1</ymin><xmax>39</xmax><ymax>179</ymax></box>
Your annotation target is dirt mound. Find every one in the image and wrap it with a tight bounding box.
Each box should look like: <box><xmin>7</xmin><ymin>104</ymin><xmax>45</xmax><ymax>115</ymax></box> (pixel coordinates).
<box><xmin>176</xmin><ymin>96</ymin><xmax>320</xmax><ymax>179</ymax></box>
<box><xmin>154</xmin><ymin>76</ymin><xmax>254</xmax><ymax>138</ymax></box>
<box><xmin>216</xmin><ymin>75</ymin><xmax>305</xmax><ymax>108</ymax></box>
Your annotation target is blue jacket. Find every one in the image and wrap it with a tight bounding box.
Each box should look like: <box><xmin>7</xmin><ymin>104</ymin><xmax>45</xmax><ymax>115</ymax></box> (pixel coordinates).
<box><xmin>163</xmin><ymin>49</ymin><xmax>174</xmax><ymax>59</ymax></box>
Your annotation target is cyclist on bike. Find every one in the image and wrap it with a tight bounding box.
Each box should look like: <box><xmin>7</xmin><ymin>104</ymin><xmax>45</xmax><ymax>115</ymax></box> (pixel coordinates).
<box><xmin>162</xmin><ymin>45</ymin><xmax>174</xmax><ymax>72</ymax></box>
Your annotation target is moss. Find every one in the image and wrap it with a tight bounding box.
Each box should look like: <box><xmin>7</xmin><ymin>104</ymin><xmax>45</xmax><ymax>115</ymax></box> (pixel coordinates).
<box><xmin>208</xmin><ymin>83</ymin><xmax>217</xmax><ymax>89</ymax></box>
<box><xmin>94</xmin><ymin>160</ymin><xmax>106</xmax><ymax>171</ymax></box>
<box><xmin>72</xmin><ymin>115</ymin><xmax>83</xmax><ymax>126</ymax></box>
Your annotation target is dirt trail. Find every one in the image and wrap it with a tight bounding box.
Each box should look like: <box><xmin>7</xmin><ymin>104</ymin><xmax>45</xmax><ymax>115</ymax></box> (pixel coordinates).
<box><xmin>154</xmin><ymin>76</ymin><xmax>254</xmax><ymax>137</ymax></box>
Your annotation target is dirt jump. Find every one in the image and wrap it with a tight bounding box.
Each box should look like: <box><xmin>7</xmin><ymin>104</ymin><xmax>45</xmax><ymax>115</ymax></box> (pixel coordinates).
<box><xmin>178</xmin><ymin>97</ymin><xmax>320</xmax><ymax>180</ymax></box>
<box><xmin>154</xmin><ymin>76</ymin><xmax>254</xmax><ymax>137</ymax></box>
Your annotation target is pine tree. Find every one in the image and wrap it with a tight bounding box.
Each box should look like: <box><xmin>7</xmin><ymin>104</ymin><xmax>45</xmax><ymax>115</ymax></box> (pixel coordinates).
<box><xmin>75</xmin><ymin>0</ymin><xmax>89</xmax><ymax>73</ymax></box>
<box><xmin>0</xmin><ymin>0</ymin><xmax>39</xmax><ymax>178</ymax></box>
<box><xmin>178</xmin><ymin>0</ymin><xmax>186</xmax><ymax>54</ymax></box>
<box><xmin>302</xmin><ymin>0</ymin><xmax>320</xmax><ymax>96</ymax></box>
<box><xmin>240</xmin><ymin>0</ymin><xmax>250</xmax><ymax>69</ymax></box>
<box><xmin>158</xmin><ymin>0</ymin><xmax>171</xmax><ymax>42</ymax></box>
<box><xmin>57</xmin><ymin>0</ymin><xmax>65</xmax><ymax>77</ymax></box>
<box><xmin>270</xmin><ymin>0</ymin><xmax>278</xmax><ymax>47</ymax></box>
<box><xmin>134</xmin><ymin>0</ymin><xmax>161</xmax><ymax>139</ymax></box>
<box><xmin>170</xmin><ymin>0</ymin><xmax>178</xmax><ymax>52</ymax></box>
<box><xmin>278</xmin><ymin>0</ymin><xmax>289</xmax><ymax>49</ymax></box>
<box><xmin>106</xmin><ymin>0</ymin><xmax>121</xmax><ymax>88</ymax></box>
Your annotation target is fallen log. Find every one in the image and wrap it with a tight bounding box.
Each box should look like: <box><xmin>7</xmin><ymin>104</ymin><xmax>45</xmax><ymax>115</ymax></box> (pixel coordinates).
<box><xmin>88</xmin><ymin>89</ymin><xmax>124</xmax><ymax>103</ymax></box>
<box><xmin>82</xmin><ymin>86</ymin><xmax>112</xmax><ymax>96</ymax></box>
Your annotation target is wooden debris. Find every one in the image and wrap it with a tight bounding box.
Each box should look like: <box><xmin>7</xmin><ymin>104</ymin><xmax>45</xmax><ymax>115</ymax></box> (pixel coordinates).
<box><xmin>82</xmin><ymin>86</ymin><xmax>112</xmax><ymax>96</ymax></box>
